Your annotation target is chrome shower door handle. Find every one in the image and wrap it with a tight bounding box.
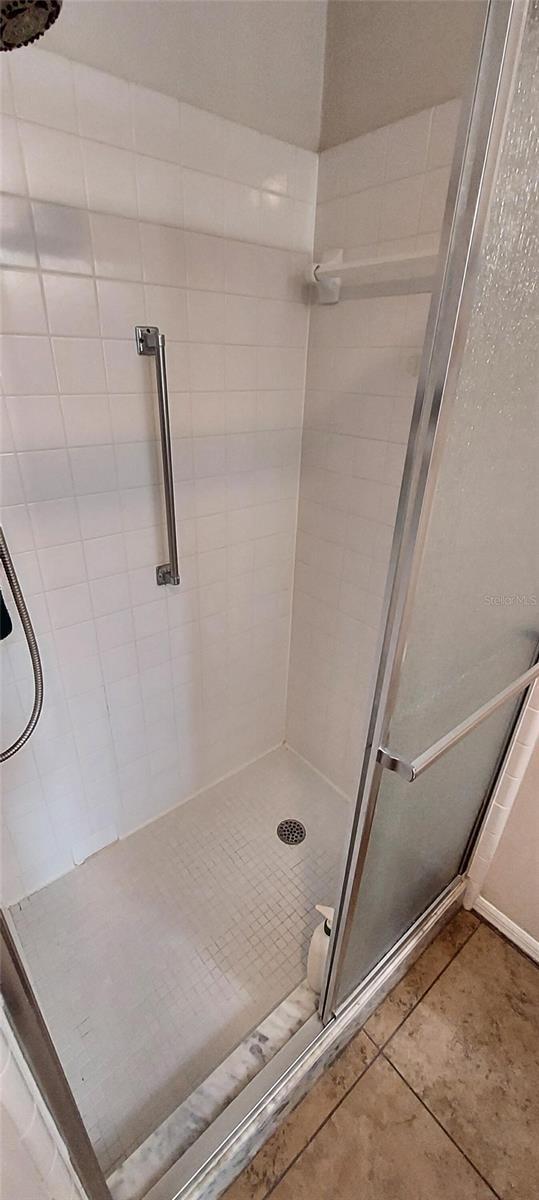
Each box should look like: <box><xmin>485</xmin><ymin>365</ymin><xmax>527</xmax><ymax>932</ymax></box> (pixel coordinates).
<box><xmin>377</xmin><ymin>659</ymin><xmax>539</xmax><ymax>783</ymax></box>
<box><xmin>135</xmin><ymin>326</ymin><xmax>181</xmax><ymax>586</ymax></box>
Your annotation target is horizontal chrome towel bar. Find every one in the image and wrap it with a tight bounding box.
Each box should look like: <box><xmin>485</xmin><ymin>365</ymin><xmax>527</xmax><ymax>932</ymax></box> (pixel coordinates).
<box><xmin>135</xmin><ymin>325</ymin><xmax>180</xmax><ymax>586</ymax></box>
<box><xmin>377</xmin><ymin>660</ymin><xmax>539</xmax><ymax>783</ymax></box>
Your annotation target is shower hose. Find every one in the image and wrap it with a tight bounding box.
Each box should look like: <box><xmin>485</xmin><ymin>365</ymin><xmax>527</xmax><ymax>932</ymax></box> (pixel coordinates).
<box><xmin>0</xmin><ymin>526</ymin><xmax>44</xmax><ymax>762</ymax></box>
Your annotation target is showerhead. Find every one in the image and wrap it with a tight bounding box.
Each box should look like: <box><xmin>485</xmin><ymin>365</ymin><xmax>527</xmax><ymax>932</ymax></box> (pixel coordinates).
<box><xmin>1</xmin><ymin>0</ymin><xmax>62</xmax><ymax>52</ymax></box>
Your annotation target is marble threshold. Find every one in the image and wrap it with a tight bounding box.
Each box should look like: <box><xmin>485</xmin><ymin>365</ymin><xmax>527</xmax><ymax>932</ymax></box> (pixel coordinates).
<box><xmin>108</xmin><ymin>981</ymin><xmax>317</xmax><ymax>1200</ymax></box>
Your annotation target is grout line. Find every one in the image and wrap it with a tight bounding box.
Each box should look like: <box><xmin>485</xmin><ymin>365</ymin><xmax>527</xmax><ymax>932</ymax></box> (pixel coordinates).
<box><xmin>283</xmin><ymin>742</ymin><xmax>351</xmax><ymax>803</ymax></box>
<box><xmin>1</xmin><ymin>184</ymin><xmax>313</xmax><ymax>261</ymax></box>
<box><xmin>473</xmin><ymin>910</ymin><xmax>539</xmax><ymax>969</ymax></box>
<box><xmin>383</xmin><ymin>1055</ymin><xmax>502</xmax><ymax>1200</ymax></box>
<box><xmin>11</xmin><ymin>110</ymin><xmax>311</xmax><ymax>203</ymax></box>
<box><xmin>246</xmin><ymin>919</ymin><xmax>481</xmax><ymax>1198</ymax></box>
<box><xmin>281</xmin><ymin>256</ymin><xmax>312</xmax><ymax>739</ymax></box>
<box><xmin>371</xmin><ymin>918</ymin><xmax>481</xmax><ymax>1052</ymax></box>
<box><xmin>262</xmin><ymin>1044</ymin><xmax>383</xmax><ymax>1199</ymax></box>
<box><xmin>1</xmin><ymin>261</ymin><xmax>309</xmax><ymax>312</ymax></box>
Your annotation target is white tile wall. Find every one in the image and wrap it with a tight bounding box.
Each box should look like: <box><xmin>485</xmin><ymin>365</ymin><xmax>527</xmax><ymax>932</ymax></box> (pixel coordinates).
<box><xmin>0</xmin><ymin>49</ymin><xmax>316</xmax><ymax>903</ymax></box>
<box><xmin>315</xmin><ymin>99</ymin><xmax>459</xmax><ymax>262</ymax></box>
<box><xmin>1</xmin><ymin>47</ymin><xmax>316</xmax><ymax>253</ymax></box>
<box><xmin>1</xmin><ymin>47</ymin><xmax>460</xmax><ymax>896</ymax></box>
<box><xmin>285</xmin><ymin>100</ymin><xmax>460</xmax><ymax>795</ymax></box>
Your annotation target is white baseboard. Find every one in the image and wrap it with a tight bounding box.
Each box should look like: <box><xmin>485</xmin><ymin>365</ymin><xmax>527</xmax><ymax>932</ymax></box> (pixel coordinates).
<box><xmin>473</xmin><ymin>896</ymin><xmax>539</xmax><ymax>963</ymax></box>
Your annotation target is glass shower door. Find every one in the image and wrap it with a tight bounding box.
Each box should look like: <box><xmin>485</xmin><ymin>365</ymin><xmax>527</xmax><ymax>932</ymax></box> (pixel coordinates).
<box><xmin>324</xmin><ymin>0</ymin><xmax>539</xmax><ymax>1012</ymax></box>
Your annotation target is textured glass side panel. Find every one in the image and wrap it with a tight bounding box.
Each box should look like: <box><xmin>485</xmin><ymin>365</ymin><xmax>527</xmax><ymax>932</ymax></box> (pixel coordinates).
<box><xmin>337</xmin><ymin>2</ymin><xmax>539</xmax><ymax>998</ymax></box>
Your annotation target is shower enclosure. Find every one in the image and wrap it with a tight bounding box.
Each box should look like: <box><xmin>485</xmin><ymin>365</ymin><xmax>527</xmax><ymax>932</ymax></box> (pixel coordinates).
<box><xmin>1</xmin><ymin>1</ymin><xmax>537</xmax><ymax>1198</ymax></box>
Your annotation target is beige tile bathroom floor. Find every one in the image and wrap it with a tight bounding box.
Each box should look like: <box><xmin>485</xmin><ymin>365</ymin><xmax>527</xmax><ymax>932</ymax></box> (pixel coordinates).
<box><xmin>224</xmin><ymin>912</ymin><xmax>539</xmax><ymax>1200</ymax></box>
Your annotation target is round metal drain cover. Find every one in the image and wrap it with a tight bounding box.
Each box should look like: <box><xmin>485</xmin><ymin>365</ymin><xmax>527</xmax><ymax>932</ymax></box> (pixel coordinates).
<box><xmin>277</xmin><ymin>818</ymin><xmax>306</xmax><ymax>845</ymax></box>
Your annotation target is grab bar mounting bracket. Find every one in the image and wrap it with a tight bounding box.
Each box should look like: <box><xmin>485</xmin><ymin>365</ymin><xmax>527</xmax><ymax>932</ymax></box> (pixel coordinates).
<box><xmin>135</xmin><ymin>325</ymin><xmax>160</xmax><ymax>356</ymax></box>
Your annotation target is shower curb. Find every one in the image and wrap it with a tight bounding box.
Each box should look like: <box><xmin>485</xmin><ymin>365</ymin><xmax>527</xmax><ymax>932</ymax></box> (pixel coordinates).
<box><xmin>143</xmin><ymin>878</ymin><xmax>465</xmax><ymax>1200</ymax></box>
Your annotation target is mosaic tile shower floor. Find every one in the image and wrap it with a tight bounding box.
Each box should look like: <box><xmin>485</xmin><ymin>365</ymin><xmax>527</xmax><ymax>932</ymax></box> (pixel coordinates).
<box><xmin>10</xmin><ymin>746</ymin><xmax>349</xmax><ymax>1174</ymax></box>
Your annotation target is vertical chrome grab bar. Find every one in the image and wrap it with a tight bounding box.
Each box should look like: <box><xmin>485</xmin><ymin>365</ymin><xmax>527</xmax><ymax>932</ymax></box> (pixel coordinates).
<box><xmin>135</xmin><ymin>326</ymin><xmax>181</xmax><ymax>586</ymax></box>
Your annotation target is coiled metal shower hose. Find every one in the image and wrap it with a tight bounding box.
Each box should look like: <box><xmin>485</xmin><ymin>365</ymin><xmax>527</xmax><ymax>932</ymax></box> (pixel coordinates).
<box><xmin>0</xmin><ymin>526</ymin><xmax>44</xmax><ymax>761</ymax></box>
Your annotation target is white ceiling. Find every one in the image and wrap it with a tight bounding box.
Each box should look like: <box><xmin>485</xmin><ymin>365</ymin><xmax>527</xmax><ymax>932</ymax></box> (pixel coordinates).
<box><xmin>44</xmin><ymin>0</ymin><xmax>486</xmax><ymax>152</ymax></box>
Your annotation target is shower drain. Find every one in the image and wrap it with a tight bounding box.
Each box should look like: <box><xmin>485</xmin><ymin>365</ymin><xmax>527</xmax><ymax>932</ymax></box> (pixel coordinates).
<box><xmin>277</xmin><ymin>818</ymin><xmax>306</xmax><ymax>845</ymax></box>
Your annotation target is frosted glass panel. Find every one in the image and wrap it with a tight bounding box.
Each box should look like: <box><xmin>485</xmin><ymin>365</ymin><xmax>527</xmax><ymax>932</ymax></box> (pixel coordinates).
<box><xmin>336</xmin><ymin>4</ymin><xmax>539</xmax><ymax>1001</ymax></box>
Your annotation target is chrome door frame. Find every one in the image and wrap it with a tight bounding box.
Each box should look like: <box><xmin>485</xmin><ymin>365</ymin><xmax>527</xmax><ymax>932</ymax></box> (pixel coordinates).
<box><xmin>1</xmin><ymin>912</ymin><xmax>112</xmax><ymax>1200</ymax></box>
<box><xmin>321</xmin><ymin>0</ymin><xmax>530</xmax><ymax>1022</ymax></box>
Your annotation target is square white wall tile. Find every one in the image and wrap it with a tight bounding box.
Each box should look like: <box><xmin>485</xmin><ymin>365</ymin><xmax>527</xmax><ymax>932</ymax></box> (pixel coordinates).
<box><xmin>428</xmin><ymin>99</ymin><xmax>461</xmax><ymax>169</ymax></box>
<box><xmin>52</xmin><ymin>338</ymin><xmax>106</xmax><ymax>394</ymax></box>
<box><xmin>90</xmin><ymin>571</ymin><xmax>130</xmax><ymax>618</ymax></box>
<box><xmin>60</xmin><ymin>395</ymin><xmax>112</xmax><ymax>447</ymax></box>
<box><xmin>43</xmin><ymin>274</ymin><xmax>99</xmax><ymax>337</ymax></box>
<box><xmin>33</xmin><ymin>201</ymin><xmax>93</xmax><ymax>275</ymax></box>
<box><xmin>77</xmin><ymin>491</ymin><xmax>122</xmax><ymax>540</ymax></box>
<box><xmin>132</xmin><ymin>84</ymin><xmax>181</xmax><ymax>163</ymax></box>
<box><xmin>184</xmin><ymin>232</ymin><xmax>226</xmax><ymax>292</ymax></box>
<box><xmin>10</xmin><ymin>48</ymin><xmax>76</xmax><ymax>134</ymax></box>
<box><xmin>18</xmin><ymin>449</ymin><xmax>73</xmax><ymax>503</ymax></box>
<box><xmin>6</xmin><ymin>395</ymin><xmax>65</xmax><ymax>451</ymax></box>
<box><xmin>385</xmin><ymin>108</ymin><xmax>431</xmax><ymax>182</ymax></box>
<box><xmin>38</xmin><ymin>541</ymin><xmax>86</xmax><ymax>590</ymax></box>
<box><xmin>180</xmin><ymin>103</ymin><xmax>228</xmax><ymax>177</ymax></box>
<box><xmin>109</xmin><ymin>393</ymin><xmax>158</xmax><ymax>443</ymax></box>
<box><xmin>224</xmin><ymin>120</ymin><xmax>272</xmax><ymax>191</ymax></box>
<box><xmin>0</xmin><ymin>114</ymin><xmax>27</xmax><ymax>195</ymax></box>
<box><xmin>1</xmin><ymin>336</ymin><xmax>57</xmax><ymax>394</ymax></box>
<box><xmin>82</xmin><ymin>140</ymin><xmax>137</xmax><ymax>219</ymax></box>
<box><xmin>317</xmin><ymin>126</ymin><xmax>388</xmax><ymax>203</ymax></box>
<box><xmin>0</xmin><ymin>196</ymin><xmax>36</xmax><ymax>269</ymax></box>
<box><xmin>143</xmin><ymin>285</ymin><xmax>188</xmax><ymax>341</ymax></box>
<box><xmin>293</xmin><ymin>147</ymin><xmax>318</xmax><ymax>204</ymax></box>
<box><xmin>183</xmin><ymin>169</ymin><xmax>225</xmax><ymax>238</ymax></box>
<box><xmin>377</xmin><ymin>175</ymin><xmax>424</xmax><ymax>242</ymax></box>
<box><xmin>260</xmin><ymin>191</ymin><xmax>297</xmax><ymax>250</ymax></box>
<box><xmin>84</xmin><ymin>533</ymin><xmax>127</xmax><ymax>580</ymax></box>
<box><xmin>19</xmin><ymin>123</ymin><xmax>86</xmax><ymax>208</ymax></box>
<box><xmin>75</xmin><ymin>63</ymin><xmax>132</xmax><ymax>149</ymax></box>
<box><xmin>188</xmin><ymin>290</ymin><xmax>226</xmax><ymax>344</ymax></box>
<box><xmin>28</xmin><ymin>498</ymin><xmax>80</xmax><ymax>548</ymax></box>
<box><xmin>116</xmin><ymin>441</ymin><xmax>160</xmax><ymax>489</ymax></box>
<box><xmin>139</xmin><ymin>223</ymin><xmax>187</xmax><ymax>286</ymax></box>
<box><xmin>96</xmin><ymin>280</ymin><xmax>145</xmax><ymax>340</ymax></box>
<box><xmin>103</xmin><ymin>339</ymin><xmax>153</xmax><ymax>393</ymax></box>
<box><xmin>0</xmin><ymin>454</ymin><xmax>24</xmax><ymax>506</ymax></box>
<box><xmin>69</xmin><ymin>445</ymin><xmax>117</xmax><ymax>494</ymax></box>
<box><xmin>1</xmin><ymin>504</ymin><xmax>34</xmax><ymax>554</ymax></box>
<box><xmin>0</xmin><ymin>269</ymin><xmax>46</xmax><ymax>334</ymax></box>
<box><xmin>223</xmin><ymin>181</ymin><xmax>261</xmax><ymax>244</ymax></box>
<box><xmin>136</xmin><ymin>155</ymin><xmax>183</xmax><ymax>227</ymax></box>
<box><xmin>419</xmin><ymin>166</ymin><xmax>451</xmax><ymax>234</ymax></box>
<box><xmin>90</xmin><ymin>213</ymin><xmax>142</xmax><ymax>281</ymax></box>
